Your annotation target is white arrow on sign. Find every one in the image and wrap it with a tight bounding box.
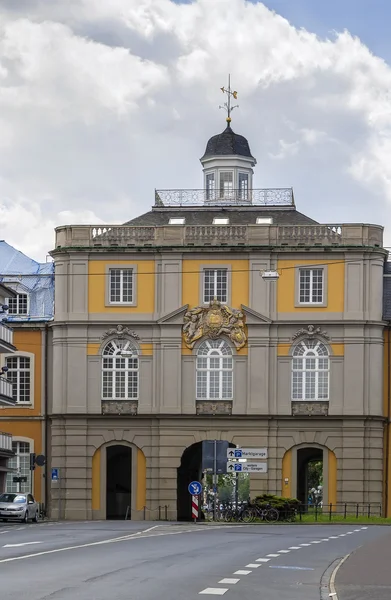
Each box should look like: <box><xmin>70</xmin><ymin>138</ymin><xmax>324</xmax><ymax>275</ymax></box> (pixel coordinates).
<box><xmin>3</xmin><ymin>541</ymin><xmax>42</xmax><ymax>548</ymax></box>
<box><xmin>228</xmin><ymin>461</ymin><xmax>268</xmax><ymax>474</ymax></box>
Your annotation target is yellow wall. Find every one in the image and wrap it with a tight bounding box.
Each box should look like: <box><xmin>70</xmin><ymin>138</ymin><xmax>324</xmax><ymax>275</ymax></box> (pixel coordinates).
<box><xmin>328</xmin><ymin>450</ymin><xmax>337</xmax><ymax>507</ymax></box>
<box><xmin>277</xmin><ymin>343</ymin><xmax>344</xmax><ymax>356</ymax></box>
<box><xmin>0</xmin><ymin>329</ymin><xmax>42</xmax><ymax>416</ymax></box>
<box><xmin>92</xmin><ymin>447</ymin><xmax>101</xmax><ymax>511</ymax></box>
<box><xmin>88</xmin><ymin>260</ymin><xmax>155</xmax><ymax>313</ymax></box>
<box><xmin>277</xmin><ymin>259</ymin><xmax>345</xmax><ymax>313</ymax></box>
<box><xmin>281</xmin><ymin>449</ymin><xmax>292</xmax><ymax>498</ymax></box>
<box><xmin>137</xmin><ymin>448</ymin><xmax>147</xmax><ymax>511</ymax></box>
<box><xmin>182</xmin><ymin>259</ymin><xmax>249</xmax><ymax>309</ymax></box>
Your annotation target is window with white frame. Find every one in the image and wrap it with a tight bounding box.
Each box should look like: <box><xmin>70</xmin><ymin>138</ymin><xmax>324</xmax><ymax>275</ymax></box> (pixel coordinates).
<box><xmin>292</xmin><ymin>339</ymin><xmax>329</xmax><ymax>401</ymax></box>
<box><xmin>299</xmin><ymin>268</ymin><xmax>324</xmax><ymax>304</ymax></box>
<box><xmin>102</xmin><ymin>338</ymin><xmax>139</xmax><ymax>400</ymax></box>
<box><xmin>238</xmin><ymin>172</ymin><xmax>249</xmax><ymax>200</ymax></box>
<box><xmin>6</xmin><ymin>441</ymin><xmax>31</xmax><ymax>494</ymax></box>
<box><xmin>109</xmin><ymin>268</ymin><xmax>133</xmax><ymax>304</ymax></box>
<box><xmin>196</xmin><ymin>339</ymin><xmax>233</xmax><ymax>400</ymax></box>
<box><xmin>5</xmin><ymin>356</ymin><xmax>31</xmax><ymax>404</ymax></box>
<box><xmin>219</xmin><ymin>171</ymin><xmax>233</xmax><ymax>198</ymax></box>
<box><xmin>206</xmin><ymin>173</ymin><xmax>215</xmax><ymax>200</ymax></box>
<box><xmin>6</xmin><ymin>293</ymin><xmax>28</xmax><ymax>315</ymax></box>
<box><xmin>203</xmin><ymin>269</ymin><xmax>228</xmax><ymax>303</ymax></box>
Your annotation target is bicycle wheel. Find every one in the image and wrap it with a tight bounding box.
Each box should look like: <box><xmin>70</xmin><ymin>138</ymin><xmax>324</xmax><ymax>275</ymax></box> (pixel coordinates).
<box><xmin>265</xmin><ymin>508</ymin><xmax>279</xmax><ymax>522</ymax></box>
<box><xmin>241</xmin><ymin>508</ymin><xmax>255</xmax><ymax>523</ymax></box>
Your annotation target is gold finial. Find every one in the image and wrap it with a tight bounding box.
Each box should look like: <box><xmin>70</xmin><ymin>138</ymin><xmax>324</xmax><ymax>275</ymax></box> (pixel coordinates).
<box><xmin>219</xmin><ymin>74</ymin><xmax>239</xmax><ymax>124</ymax></box>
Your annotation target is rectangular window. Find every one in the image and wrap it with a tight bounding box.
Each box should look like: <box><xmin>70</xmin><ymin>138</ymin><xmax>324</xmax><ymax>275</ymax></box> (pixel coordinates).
<box><xmin>6</xmin><ymin>293</ymin><xmax>28</xmax><ymax>315</ymax></box>
<box><xmin>219</xmin><ymin>171</ymin><xmax>233</xmax><ymax>198</ymax></box>
<box><xmin>5</xmin><ymin>356</ymin><xmax>31</xmax><ymax>404</ymax></box>
<box><xmin>256</xmin><ymin>217</ymin><xmax>273</xmax><ymax>225</ymax></box>
<box><xmin>203</xmin><ymin>269</ymin><xmax>228</xmax><ymax>303</ymax></box>
<box><xmin>169</xmin><ymin>218</ymin><xmax>185</xmax><ymax>225</ymax></box>
<box><xmin>213</xmin><ymin>217</ymin><xmax>229</xmax><ymax>225</ymax></box>
<box><xmin>206</xmin><ymin>173</ymin><xmax>215</xmax><ymax>200</ymax></box>
<box><xmin>238</xmin><ymin>172</ymin><xmax>249</xmax><ymax>200</ymax></box>
<box><xmin>6</xmin><ymin>441</ymin><xmax>31</xmax><ymax>494</ymax></box>
<box><xmin>299</xmin><ymin>268</ymin><xmax>324</xmax><ymax>304</ymax></box>
<box><xmin>109</xmin><ymin>269</ymin><xmax>133</xmax><ymax>304</ymax></box>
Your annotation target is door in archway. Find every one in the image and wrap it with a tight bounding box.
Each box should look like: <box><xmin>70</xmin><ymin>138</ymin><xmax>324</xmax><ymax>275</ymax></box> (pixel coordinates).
<box><xmin>106</xmin><ymin>445</ymin><xmax>132</xmax><ymax>519</ymax></box>
<box><xmin>296</xmin><ymin>447</ymin><xmax>323</xmax><ymax>506</ymax></box>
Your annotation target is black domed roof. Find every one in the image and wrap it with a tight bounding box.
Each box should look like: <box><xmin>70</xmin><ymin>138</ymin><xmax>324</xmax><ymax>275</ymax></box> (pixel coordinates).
<box><xmin>202</xmin><ymin>124</ymin><xmax>255</xmax><ymax>160</ymax></box>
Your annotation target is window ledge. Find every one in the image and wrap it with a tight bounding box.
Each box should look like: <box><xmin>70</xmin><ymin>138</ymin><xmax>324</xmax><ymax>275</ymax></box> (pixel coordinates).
<box><xmin>101</xmin><ymin>400</ymin><xmax>138</xmax><ymax>415</ymax></box>
<box><xmin>196</xmin><ymin>401</ymin><xmax>232</xmax><ymax>416</ymax></box>
<box><xmin>291</xmin><ymin>401</ymin><xmax>329</xmax><ymax>417</ymax></box>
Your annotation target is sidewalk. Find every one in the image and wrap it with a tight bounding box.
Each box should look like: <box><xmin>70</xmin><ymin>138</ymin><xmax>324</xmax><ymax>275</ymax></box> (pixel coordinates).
<box><xmin>335</xmin><ymin>529</ymin><xmax>391</xmax><ymax>600</ymax></box>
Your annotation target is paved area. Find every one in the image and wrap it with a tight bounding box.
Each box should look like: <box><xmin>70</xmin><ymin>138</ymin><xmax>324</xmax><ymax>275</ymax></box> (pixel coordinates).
<box><xmin>0</xmin><ymin>520</ymin><xmax>389</xmax><ymax>599</ymax></box>
<box><xmin>335</xmin><ymin>529</ymin><xmax>391</xmax><ymax>600</ymax></box>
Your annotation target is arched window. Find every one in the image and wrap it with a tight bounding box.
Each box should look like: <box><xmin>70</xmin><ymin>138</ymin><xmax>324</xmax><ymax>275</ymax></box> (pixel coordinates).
<box><xmin>196</xmin><ymin>339</ymin><xmax>233</xmax><ymax>400</ymax></box>
<box><xmin>292</xmin><ymin>339</ymin><xmax>329</xmax><ymax>400</ymax></box>
<box><xmin>102</xmin><ymin>339</ymin><xmax>139</xmax><ymax>400</ymax></box>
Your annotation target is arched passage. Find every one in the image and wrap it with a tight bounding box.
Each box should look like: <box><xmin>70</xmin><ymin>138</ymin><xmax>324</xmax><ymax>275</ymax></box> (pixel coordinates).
<box><xmin>177</xmin><ymin>440</ymin><xmax>235</xmax><ymax>521</ymax></box>
<box><xmin>281</xmin><ymin>445</ymin><xmax>337</xmax><ymax>507</ymax></box>
<box><xmin>91</xmin><ymin>442</ymin><xmax>147</xmax><ymax>520</ymax></box>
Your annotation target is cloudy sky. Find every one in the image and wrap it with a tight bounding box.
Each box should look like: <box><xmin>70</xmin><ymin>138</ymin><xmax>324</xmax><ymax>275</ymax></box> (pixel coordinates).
<box><xmin>1</xmin><ymin>0</ymin><xmax>391</xmax><ymax>260</ymax></box>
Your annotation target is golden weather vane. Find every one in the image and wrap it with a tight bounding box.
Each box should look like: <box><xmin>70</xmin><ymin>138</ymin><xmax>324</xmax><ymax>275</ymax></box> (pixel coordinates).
<box><xmin>219</xmin><ymin>74</ymin><xmax>239</xmax><ymax>125</ymax></box>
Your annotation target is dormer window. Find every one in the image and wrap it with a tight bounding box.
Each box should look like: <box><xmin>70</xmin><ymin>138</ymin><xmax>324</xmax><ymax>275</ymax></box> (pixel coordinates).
<box><xmin>169</xmin><ymin>218</ymin><xmax>185</xmax><ymax>225</ymax></box>
<box><xmin>239</xmin><ymin>173</ymin><xmax>249</xmax><ymax>200</ymax></box>
<box><xmin>6</xmin><ymin>293</ymin><xmax>28</xmax><ymax>316</ymax></box>
<box><xmin>219</xmin><ymin>172</ymin><xmax>233</xmax><ymax>198</ymax></box>
<box><xmin>206</xmin><ymin>173</ymin><xmax>215</xmax><ymax>200</ymax></box>
<box><xmin>213</xmin><ymin>217</ymin><xmax>229</xmax><ymax>225</ymax></box>
<box><xmin>256</xmin><ymin>217</ymin><xmax>273</xmax><ymax>225</ymax></box>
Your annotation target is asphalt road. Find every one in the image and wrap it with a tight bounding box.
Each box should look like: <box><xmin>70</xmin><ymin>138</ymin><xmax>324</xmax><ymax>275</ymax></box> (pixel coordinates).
<box><xmin>0</xmin><ymin>520</ymin><xmax>389</xmax><ymax>599</ymax></box>
<box><xmin>335</xmin><ymin>528</ymin><xmax>391</xmax><ymax>600</ymax></box>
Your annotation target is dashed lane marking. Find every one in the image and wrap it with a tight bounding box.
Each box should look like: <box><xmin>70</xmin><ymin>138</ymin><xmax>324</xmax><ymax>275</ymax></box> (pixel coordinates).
<box><xmin>300</xmin><ymin>543</ymin><xmax>311</xmax><ymax>546</ymax></box>
<box><xmin>245</xmin><ymin>563</ymin><xmax>261</xmax><ymax>568</ymax></box>
<box><xmin>219</xmin><ymin>579</ymin><xmax>239</xmax><ymax>585</ymax></box>
<box><xmin>288</xmin><ymin>546</ymin><xmax>301</xmax><ymax>549</ymax></box>
<box><xmin>233</xmin><ymin>570</ymin><xmax>252</xmax><ymax>575</ymax></box>
<box><xmin>199</xmin><ymin>588</ymin><xmax>228</xmax><ymax>595</ymax></box>
<box><xmin>277</xmin><ymin>550</ymin><xmax>290</xmax><ymax>553</ymax></box>
<box><xmin>266</xmin><ymin>553</ymin><xmax>280</xmax><ymax>557</ymax></box>
<box><xmin>256</xmin><ymin>558</ymin><xmax>270</xmax><ymax>562</ymax></box>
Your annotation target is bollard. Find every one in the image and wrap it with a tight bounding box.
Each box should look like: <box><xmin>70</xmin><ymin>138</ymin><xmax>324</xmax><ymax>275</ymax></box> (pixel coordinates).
<box><xmin>329</xmin><ymin>503</ymin><xmax>332</xmax><ymax>521</ymax></box>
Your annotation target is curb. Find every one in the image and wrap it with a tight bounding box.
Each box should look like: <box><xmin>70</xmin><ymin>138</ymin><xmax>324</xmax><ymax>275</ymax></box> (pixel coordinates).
<box><xmin>328</xmin><ymin>554</ymin><xmax>350</xmax><ymax>599</ymax></box>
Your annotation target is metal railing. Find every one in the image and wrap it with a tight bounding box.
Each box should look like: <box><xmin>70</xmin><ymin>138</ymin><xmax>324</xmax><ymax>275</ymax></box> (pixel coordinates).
<box><xmin>54</xmin><ymin>223</ymin><xmax>384</xmax><ymax>249</ymax></box>
<box><xmin>0</xmin><ymin>322</ymin><xmax>13</xmax><ymax>347</ymax></box>
<box><xmin>0</xmin><ymin>431</ymin><xmax>12</xmax><ymax>452</ymax></box>
<box><xmin>154</xmin><ymin>188</ymin><xmax>294</xmax><ymax>207</ymax></box>
<box><xmin>0</xmin><ymin>377</ymin><xmax>13</xmax><ymax>402</ymax></box>
<box><xmin>297</xmin><ymin>502</ymin><xmax>383</xmax><ymax>521</ymax></box>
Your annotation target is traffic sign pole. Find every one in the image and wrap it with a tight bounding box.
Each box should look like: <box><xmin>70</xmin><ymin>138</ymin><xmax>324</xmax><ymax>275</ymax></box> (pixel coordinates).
<box><xmin>192</xmin><ymin>495</ymin><xmax>199</xmax><ymax>523</ymax></box>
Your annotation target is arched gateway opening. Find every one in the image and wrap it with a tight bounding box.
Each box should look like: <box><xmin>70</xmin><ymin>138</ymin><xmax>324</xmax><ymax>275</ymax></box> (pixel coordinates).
<box><xmin>296</xmin><ymin>447</ymin><xmax>323</xmax><ymax>506</ymax></box>
<box><xmin>106</xmin><ymin>445</ymin><xmax>132</xmax><ymax>519</ymax></box>
<box><xmin>177</xmin><ymin>441</ymin><xmax>235</xmax><ymax>521</ymax></box>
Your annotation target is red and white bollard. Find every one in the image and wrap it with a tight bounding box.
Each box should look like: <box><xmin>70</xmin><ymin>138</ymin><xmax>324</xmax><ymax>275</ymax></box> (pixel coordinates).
<box><xmin>192</xmin><ymin>495</ymin><xmax>199</xmax><ymax>522</ymax></box>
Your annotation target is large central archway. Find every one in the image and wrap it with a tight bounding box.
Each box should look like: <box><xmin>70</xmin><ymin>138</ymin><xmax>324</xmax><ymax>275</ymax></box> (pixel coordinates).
<box><xmin>177</xmin><ymin>440</ymin><xmax>235</xmax><ymax>521</ymax></box>
<box><xmin>106</xmin><ymin>445</ymin><xmax>132</xmax><ymax>519</ymax></box>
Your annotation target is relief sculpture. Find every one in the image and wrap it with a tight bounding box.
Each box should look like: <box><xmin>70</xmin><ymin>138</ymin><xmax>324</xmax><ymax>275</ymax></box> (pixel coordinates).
<box><xmin>183</xmin><ymin>299</ymin><xmax>247</xmax><ymax>350</ymax></box>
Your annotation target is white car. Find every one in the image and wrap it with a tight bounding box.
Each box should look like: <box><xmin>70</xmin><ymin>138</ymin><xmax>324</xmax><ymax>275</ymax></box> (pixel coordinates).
<box><xmin>0</xmin><ymin>493</ymin><xmax>39</xmax><ymax>523</ymax></box>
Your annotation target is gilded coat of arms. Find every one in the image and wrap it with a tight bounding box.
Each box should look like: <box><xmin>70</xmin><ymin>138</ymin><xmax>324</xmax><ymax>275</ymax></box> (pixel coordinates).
<box><xmin>183</xmin><ymin>299</ymin><xmax>247</xmax><ymax>350</ymax></box>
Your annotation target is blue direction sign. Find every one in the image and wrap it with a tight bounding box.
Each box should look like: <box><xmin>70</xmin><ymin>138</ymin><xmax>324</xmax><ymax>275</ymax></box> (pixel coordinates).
<box><xmin>51</xmin><ymin>468</ymin><xmax>59</xmax><ymax>482</ymax></box>
<box><xmin>188</xmin><ymin>481</ymin><xmax>202</xmax><ymax>496</ymax></box>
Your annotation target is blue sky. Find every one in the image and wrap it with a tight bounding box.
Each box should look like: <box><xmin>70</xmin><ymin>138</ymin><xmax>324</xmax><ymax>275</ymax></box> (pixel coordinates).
<box><xmin>174</xmin><ymin>0</ymin><xmax>391</xmax><ymax>62</ymax></box>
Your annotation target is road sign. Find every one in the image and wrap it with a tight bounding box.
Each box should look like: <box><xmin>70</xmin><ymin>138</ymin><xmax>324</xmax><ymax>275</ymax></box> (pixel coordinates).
<box><xmin>202</xmin><ymin>440</ymin><xmax>229</xmax><ymax>474</ymax></box>
<box><xmin>12</xmin><ymin>476</ymin><xmax>27</xmax><ymax>483</ymax></box>
<box><xmin>226</xmin><ymin>448</ymin><xmax>268</xmax><ymax>460</ymax></box>
<box><xmin>51</xmin><ymin>468</ymin><xmax>59</xmax><ymax>482</ymax></box>
<box><xmin>191</xmin><ymin>495</ymin><xmax>199</xmax><ymax>521</ymax></box>
<box><xmin>188</xmin><ymin>481</ymin><xmax>202</xmax><ymax>496</ymax></box>
<box><xmin>227</xmin><ymin>461</ymin><xmax>268</xmax><ymax>474</ymax></box>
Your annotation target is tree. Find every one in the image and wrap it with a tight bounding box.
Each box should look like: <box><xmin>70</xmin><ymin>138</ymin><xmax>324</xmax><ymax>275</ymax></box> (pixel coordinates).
<box><xmin>238</xmin><ymin>475</ymin><xmax>250</xmax><ymax>501</ymax></box>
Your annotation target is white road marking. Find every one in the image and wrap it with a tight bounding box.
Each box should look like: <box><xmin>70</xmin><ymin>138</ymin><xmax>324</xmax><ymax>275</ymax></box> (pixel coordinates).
<box><xmin>199</xmin><ymin>588</ymin><xmax>228</xmax><ymax>595</ymax></box>
<box><xmin>219</xmin><ymin>579</ymin><xmax>239</xmax><ymax>584</ymax></box>
<box><xmin>266</xmin><ymin>553</ymin><xmax>280</xmax><ymax>557</ymax></box>
<box><xmin>311</xmin><ymin>541</ymin><xmax>322</xmax><ymax>543</ymax></box>
<box><xmin>269</xmin><ymin>565</ymin><xmax>314</xmax><ymax>571</ymax></box>
<box><xmin>321</xmin><ymin>539</ymin><xmax>330</xmax><ymax>541</ymax></box>
<box><xmin>256</xmin><ymin>558</ymin><xmax>270</xmax><ymax>562</ymax></box>
<box><xmin>300</xmin><ymin>543</ymin><xmax>311</xmax><ymax>547</ymax></box>
<box><xmin>245</xmin><ymin>563</ymin><xmax>261</xmax><ymax>568</ymax></box>
<box><xmin>278</xmin><ymin>550</ymin><xmax>290</xmax><ymax>553</ymax></box>
<box><xmin>288</xmin><ymin>546</ymin><xmax>301</xmax><ymax>549</ymax></box>
<box><xmin>361</xmin><ymin>527</ymin><xmax>368</xmax><ymax>530</ymax></box>
<box><xmin>339</xmin><ymin>534</ymin><xmax>346</xmax><ymax>537</ymax></box>
<box><xmin>15</xmin><ymin>528</ymin><xmax>25</xmax><ymax>531</ymax></box>
<box><xmin>354</xmin><ymin>529</ymin><xmax>361</xmax><ymax>532</ymax></box>
<box><xmin>329</xmin><ymin>536</ymin><xmax>339</xmax><ymax>539</ymax></box>
<box><xmin>3</xmin><ymin>542</ymin><xmax>42</xmax><ymax>548</ymax></box>
<box><xmin>346</xmin><ymin>532</ymin><xmax>353</xmax><ymax>535</ymax></box>
<box><xmin>233</xmin><ymin>570</ymin><xmax>251</xmax><ymax>575</ymax></box>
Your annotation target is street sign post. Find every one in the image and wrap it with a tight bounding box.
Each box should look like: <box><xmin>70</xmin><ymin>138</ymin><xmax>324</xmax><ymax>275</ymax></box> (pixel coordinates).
<box><xmin>227</xmin><ymin>461</ymin><xmax>268</xmax><ymax>474</ymax></box>
<box><xmin>191</xmin><ymin>496</ymin><xmax>199</xmax><ymax>522</ymax></box>
<box><xmin>226</xmin><ymin>448</ymin><xmax>268</xmax><ymax>460</ymax></box>
<box><xmin>188</xmin><ymin>481</ymin><xmax>202</xmax><ymax>496</ymax></box>
<box><xmin>51</xmin><ymin>468</ymin><xmax>59</xmax><ymax>482</ymax></box>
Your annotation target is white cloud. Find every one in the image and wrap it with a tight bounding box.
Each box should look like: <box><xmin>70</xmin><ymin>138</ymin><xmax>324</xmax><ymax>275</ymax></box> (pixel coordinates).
<box><xmin>0</xmin><ymin>0</ymin><xmax>391</xmax><ymax>259</ymax></box>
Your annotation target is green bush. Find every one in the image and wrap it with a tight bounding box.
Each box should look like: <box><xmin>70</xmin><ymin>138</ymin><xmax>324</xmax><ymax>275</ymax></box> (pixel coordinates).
<box><xmin>253</xmin><ymin>494</ymin><xmax>300</xmax><ymax>521</ymax></box>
